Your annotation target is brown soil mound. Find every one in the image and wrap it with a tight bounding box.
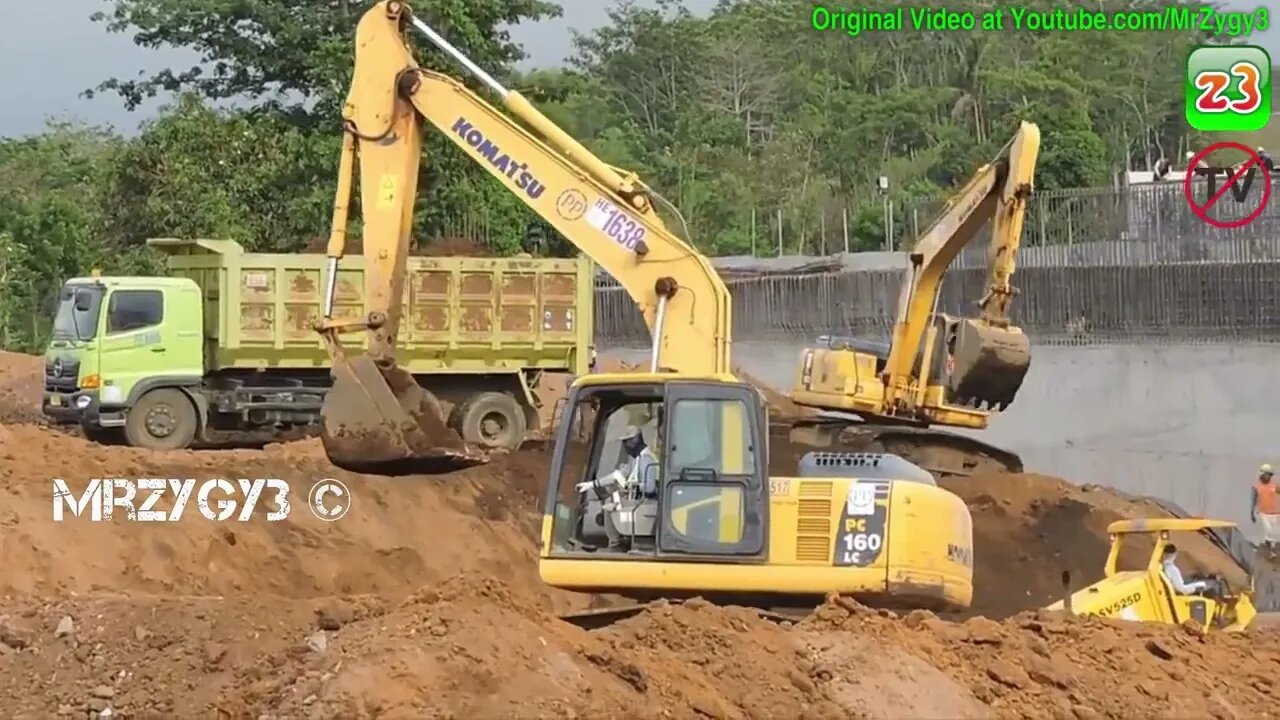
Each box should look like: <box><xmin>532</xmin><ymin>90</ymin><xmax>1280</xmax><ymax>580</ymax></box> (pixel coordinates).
<box><xmin>0</xmin><ymin>349</ymin><xmax>1272</xmax><ymax>717</ymax></box>
<box><xmin>0</xmin><ymin>349</ymin><xmax>42</xmax><ymax>424</ymax></box>
<box><xmin>0</xmin><ymin>424</ymin><xmax>569</xmax><ymax>605</ymax></box>
<box><xmin>2</xmin><ymin>586</ymin><xmax>1277</xmax><ymax>718</ymax></box>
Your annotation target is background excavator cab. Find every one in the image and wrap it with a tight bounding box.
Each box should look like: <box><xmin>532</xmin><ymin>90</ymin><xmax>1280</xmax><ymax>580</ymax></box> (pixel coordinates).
<box><xmin>1046</xmin><ymin>518</ymin><xmax>1257</xmax><ymax>633</ymax></box>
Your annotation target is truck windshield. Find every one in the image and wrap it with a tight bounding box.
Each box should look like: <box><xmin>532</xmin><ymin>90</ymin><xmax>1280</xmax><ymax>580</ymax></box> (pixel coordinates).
<box><xmin>51</xmin><ymin>285</ymin><xmax>102</xmax><ymax>341</ymax></box>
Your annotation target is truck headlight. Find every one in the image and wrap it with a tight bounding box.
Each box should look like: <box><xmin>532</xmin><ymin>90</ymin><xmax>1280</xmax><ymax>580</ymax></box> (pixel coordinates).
<box><xmin>75</xmin><ymin>395</ymin><xmax>91</xmax><ymax>409</ymax></box>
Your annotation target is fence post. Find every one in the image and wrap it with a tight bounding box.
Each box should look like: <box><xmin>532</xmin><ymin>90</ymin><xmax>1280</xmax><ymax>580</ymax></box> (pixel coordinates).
<box><xmin>777</xmin><ymin>208</ymin><xmax>783</xmax><ymax>256</ymax></box>
<box><xmin>750</xmin><ymin>208</ymin><xmax>757</xmax><ymax>257</ymax></box>
<box><xmin>842</xmin><ymin>207</ymin><xmax>849</xmax><ymax>253</ymax></box>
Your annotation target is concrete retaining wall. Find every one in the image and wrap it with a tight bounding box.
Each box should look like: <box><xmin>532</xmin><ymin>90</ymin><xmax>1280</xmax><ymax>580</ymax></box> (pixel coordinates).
<box><xmin>600</xmin><ymin>341</ymin><xmax>1277</xmax><ymax>541</ymax></box>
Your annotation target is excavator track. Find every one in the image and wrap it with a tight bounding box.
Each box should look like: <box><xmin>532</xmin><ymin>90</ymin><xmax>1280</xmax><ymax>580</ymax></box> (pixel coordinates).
<box><xmin>559</xmin><ymin>601</ymin><xmax>809</xmax><ymax>631</ymax></box>
<box><xmin>775</xmin><ymin>416</ymin><xmax>1023</xmax><ymax>478</ymax></box>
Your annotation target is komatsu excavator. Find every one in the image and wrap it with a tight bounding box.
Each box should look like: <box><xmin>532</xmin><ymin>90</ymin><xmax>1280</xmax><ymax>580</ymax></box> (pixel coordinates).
<box><xmin>320</xmin><ymin>0</ymin><xmax>977</xmax><ymax>624</ymax></box>
<box><xmin>788</xmin><ymin>127</ymin><xmax>1040</xmax><ymax>477</ymax></box>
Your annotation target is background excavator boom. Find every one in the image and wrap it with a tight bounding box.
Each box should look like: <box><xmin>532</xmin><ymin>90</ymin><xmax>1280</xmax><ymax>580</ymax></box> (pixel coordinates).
<box><xmin>883</xmin><ymin>123</ymin><xmax>1039</xmax><ymax>415</ymax></box>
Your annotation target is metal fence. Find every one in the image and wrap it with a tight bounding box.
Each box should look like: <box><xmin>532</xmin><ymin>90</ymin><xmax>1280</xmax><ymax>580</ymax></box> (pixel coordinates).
<box><xmin>714</xmin><ymin>176</ymin><xmax>1280</xmax><ymax>257</ymax></box>
<box><xmin>594</xmin><ymin>180</ymin><xmax>1280</xmax><ymax>346</ymax></box>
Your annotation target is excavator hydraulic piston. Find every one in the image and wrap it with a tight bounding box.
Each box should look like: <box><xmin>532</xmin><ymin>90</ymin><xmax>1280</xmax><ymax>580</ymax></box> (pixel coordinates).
<box><xmin>947</xmin><ymin>319</ymin><xmax>1030</xmax><ymax>411</ymax></box>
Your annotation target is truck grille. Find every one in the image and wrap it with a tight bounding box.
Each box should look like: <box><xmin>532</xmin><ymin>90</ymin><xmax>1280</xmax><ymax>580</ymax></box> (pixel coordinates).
<box><xmin>795</xmin><ymin>482</ymin><xmax>833</xmax><ymax>562</ymax></box>
<box><xmin>45</xmin><ymin>357</ymin><xmax>80</xmax><ymax>392</ymax></box>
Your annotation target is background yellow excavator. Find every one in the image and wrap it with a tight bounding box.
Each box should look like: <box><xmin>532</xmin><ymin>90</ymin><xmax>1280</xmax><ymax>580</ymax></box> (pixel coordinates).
<box><xmin>322</xmin><ymin>0</ymin><xmax>977</xmax><ymax>624</ymax></box>
<box><xmin>788</xmin><ymin>126</ymin><xmax>1040</xmax><ymax>477</ymax></box>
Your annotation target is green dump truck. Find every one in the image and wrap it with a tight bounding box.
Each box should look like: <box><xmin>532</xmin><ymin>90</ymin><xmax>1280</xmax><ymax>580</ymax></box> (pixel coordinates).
<box><xmin>42</xmin><ymin>238</ymin><xmax>594</xmax><ymax>451</ymax></box>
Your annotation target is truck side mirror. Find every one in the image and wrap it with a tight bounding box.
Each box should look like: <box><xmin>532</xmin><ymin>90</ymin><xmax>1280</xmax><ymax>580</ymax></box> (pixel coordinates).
<box><xmin>73</xmin><ymin>289</ymin><xmax>92</xmax><ymax>312</ymax></box>
<box><xmin>40</xmin><ymin>293</ymin><xmax>58</xmax><ymax>315</ymax></box>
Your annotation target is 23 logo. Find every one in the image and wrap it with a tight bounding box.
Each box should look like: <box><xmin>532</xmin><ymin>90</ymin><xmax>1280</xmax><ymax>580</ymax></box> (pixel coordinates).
<box><xmin>1193</xmin><ymin>61</ymin><xmax>1263</xmax><ymax>114</ymax></box>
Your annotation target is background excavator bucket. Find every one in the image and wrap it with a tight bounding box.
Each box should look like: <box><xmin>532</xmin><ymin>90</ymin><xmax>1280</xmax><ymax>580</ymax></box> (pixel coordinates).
<box><xmin>320</xmin><ymin>354</ymin><xmax>487</xmax><ymax>474</ymax></box>
<box><xmin>948</xmin><ymin>318</ymin><xmax>1031</xmax><ymax>410</ymax></box>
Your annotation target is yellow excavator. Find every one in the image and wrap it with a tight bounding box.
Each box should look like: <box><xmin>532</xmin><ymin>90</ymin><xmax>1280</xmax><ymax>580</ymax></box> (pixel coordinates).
<box><xmin>788</xmin><ymin>126</ymin><xmax>1040</xmax><ymax>477</ymax></box>
<box><xmin>321</xmin><ymin>0</ymin><xmax>978</xmax><ymax>624</ymax></box>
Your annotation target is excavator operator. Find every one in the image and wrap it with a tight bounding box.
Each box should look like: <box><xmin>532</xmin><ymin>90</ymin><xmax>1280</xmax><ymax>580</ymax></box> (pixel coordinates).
<box><xmin>577</xmin><ymin>425</ymin><xmax>659</xmax><ymax>498</ymax></box>
<box><xmin>1161</xmin><ymin>544</ymin><xmax>1210</xmax><ymax>596</ymax></box>
<box><xmin>619</xmin><ymin>425</ymin><xmax>660</xmax><ymax>496</ymax></box>
<box><xmin>573</xmin><ymin>423</ymin><xmax>660</xmax><ymax>550</ymax></box>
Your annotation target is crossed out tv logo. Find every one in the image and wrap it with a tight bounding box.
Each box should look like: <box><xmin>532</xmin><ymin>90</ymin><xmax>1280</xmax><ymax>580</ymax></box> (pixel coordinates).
<box><xmin>52</xmin><ymin>478</ymin><xmax>353</xmax><ymax>522</ymax></box>
<box><xmin>1183</xmin><ymin>141</ymin><xmax>1273</xmax><ymax>230</ymax></box>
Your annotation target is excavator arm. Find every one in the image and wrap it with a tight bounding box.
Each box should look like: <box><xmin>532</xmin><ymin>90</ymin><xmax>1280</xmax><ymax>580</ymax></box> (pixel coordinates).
<box><xmin>882</xmin><ymin>122</ymin><xmax>1040</xmax><ymax>416</ymax></box>
<box><xmin>316</xmin><ymin>1</ymin><xmax>734</xmax><ymax>473</ymax></box>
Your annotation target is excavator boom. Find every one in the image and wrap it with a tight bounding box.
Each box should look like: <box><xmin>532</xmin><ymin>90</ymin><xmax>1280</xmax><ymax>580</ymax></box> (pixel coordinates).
<box><xmin>884</xmin><ymin>123</ymin><xmax>1038</xmax><ymax>414</ymax></box>
<box><xmin>316</xmin><ymin>1</ymin><xmax>734</xmax><ymax>473</ymax></box>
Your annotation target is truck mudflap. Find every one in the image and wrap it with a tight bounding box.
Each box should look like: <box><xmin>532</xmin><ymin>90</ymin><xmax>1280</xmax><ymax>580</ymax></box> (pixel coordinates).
<box><xmin>320</xmin><ymin>355</ymin><xmax>488</xmax><ymax>475</ymax></box>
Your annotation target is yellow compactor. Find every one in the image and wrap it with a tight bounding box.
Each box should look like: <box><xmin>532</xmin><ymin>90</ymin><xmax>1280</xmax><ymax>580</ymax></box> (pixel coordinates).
<box><xmin>1046</xmin><ymin>518</ymin><xmax>1256</xmax><ymax>632</ymax></box>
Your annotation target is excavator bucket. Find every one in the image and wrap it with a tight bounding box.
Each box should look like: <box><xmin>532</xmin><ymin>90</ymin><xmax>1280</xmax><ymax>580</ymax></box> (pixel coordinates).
<box><xmin>948</xmin><ymin>319</ymin><xmax>1031</xmax><ymax>411</ymax></box>
<box><xmin>320</xmin><ymin>354</ymin><xmax>487</xmax><ymax>474</ymax></box>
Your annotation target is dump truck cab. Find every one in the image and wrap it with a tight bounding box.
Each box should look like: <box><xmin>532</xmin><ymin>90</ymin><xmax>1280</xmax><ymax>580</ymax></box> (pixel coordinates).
<box><xmin>1046</xmin><ymin>518</ymin><xmax>1257</xmax><ymax>632</ymax></box>
<box><xmin>43</xmin><ymin>275</ymin><xmax>205</xmax><ymax>440</ymax></box>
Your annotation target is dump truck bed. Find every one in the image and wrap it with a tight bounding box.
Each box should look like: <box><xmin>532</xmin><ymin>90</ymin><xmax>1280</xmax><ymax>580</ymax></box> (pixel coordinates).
<box><xmin>148</xmin><ymin>238</ymin><xmax>592</xmax><ymax>375</ymax></box>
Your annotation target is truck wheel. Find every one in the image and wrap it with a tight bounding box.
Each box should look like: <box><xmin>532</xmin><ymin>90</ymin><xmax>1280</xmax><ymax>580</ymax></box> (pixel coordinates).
<box><xmin>124</xmin><ymin>388</ymin><xmax>198</xmax><ymax>451</ymax></box>
<box><xmin>455</xmin><ymin>392</ymin><xmax>527</xmax><ymax>450</ymax></box>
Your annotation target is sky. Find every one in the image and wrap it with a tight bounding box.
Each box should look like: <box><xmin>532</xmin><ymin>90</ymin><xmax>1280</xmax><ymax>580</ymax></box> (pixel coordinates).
<box><xmin>0</xmin><ymin>0</ymin><xmax>1274</xmax><ymax>137</ymax></box>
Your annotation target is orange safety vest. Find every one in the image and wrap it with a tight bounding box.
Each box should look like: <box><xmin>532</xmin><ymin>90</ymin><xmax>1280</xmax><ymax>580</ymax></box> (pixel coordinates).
<box><xmin>1258</xmin><ymin>482</ymin><xmax>1280</xmax><ymax>514</ymax></box>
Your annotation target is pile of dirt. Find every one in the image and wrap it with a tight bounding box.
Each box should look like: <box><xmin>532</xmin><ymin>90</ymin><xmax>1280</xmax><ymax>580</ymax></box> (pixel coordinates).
<box><xmin>801</xmin><ymin>597</ymin><xmax>1280</xmax><ymax>719</ymax></box>
<box><xmin>0</xmin><ymin>349</ymin><xmax>42</xmax><ymax>424</ymax></box>
<box><xmin>2</xmin><ymin>583</ymin><xmax>1278</xmax><ymax>718</ymax></box>
<box><xmin>1</xmin><ymin>348</ymin><xmax>1274</xmax><ymax>717</ymax></box>
<box><xmin>0</xmin><ymin>423</ymin><xmax>570</xmax><ymax>604</ymax></box>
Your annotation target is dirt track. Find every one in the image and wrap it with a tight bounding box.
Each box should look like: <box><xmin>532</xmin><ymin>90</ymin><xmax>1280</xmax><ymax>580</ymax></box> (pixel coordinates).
<box><xmin>2</xmin><ymin>349</ymin><xmax>1277</xmax><ymax>718</ymax></box>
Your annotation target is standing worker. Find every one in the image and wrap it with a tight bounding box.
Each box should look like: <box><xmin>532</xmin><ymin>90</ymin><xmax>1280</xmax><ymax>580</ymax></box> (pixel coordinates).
<box><xmin>1252</xmin><ymin>464</ymin><xmax>1279</xmax><ymax>550</ymax></box>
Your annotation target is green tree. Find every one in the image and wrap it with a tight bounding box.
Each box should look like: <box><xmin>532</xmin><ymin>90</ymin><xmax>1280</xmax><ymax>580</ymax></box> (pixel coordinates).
<box><xmin>89</xmin><ymin>0</ymin><xmax>564</xmax><ymax>253</ymax></box>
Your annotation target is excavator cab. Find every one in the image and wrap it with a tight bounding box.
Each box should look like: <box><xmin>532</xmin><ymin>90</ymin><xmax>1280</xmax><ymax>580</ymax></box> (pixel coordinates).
<box><xmin>544</xmin><ymin>374</ymin><xmax>767</xmax><ymax>564</ymax></box>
